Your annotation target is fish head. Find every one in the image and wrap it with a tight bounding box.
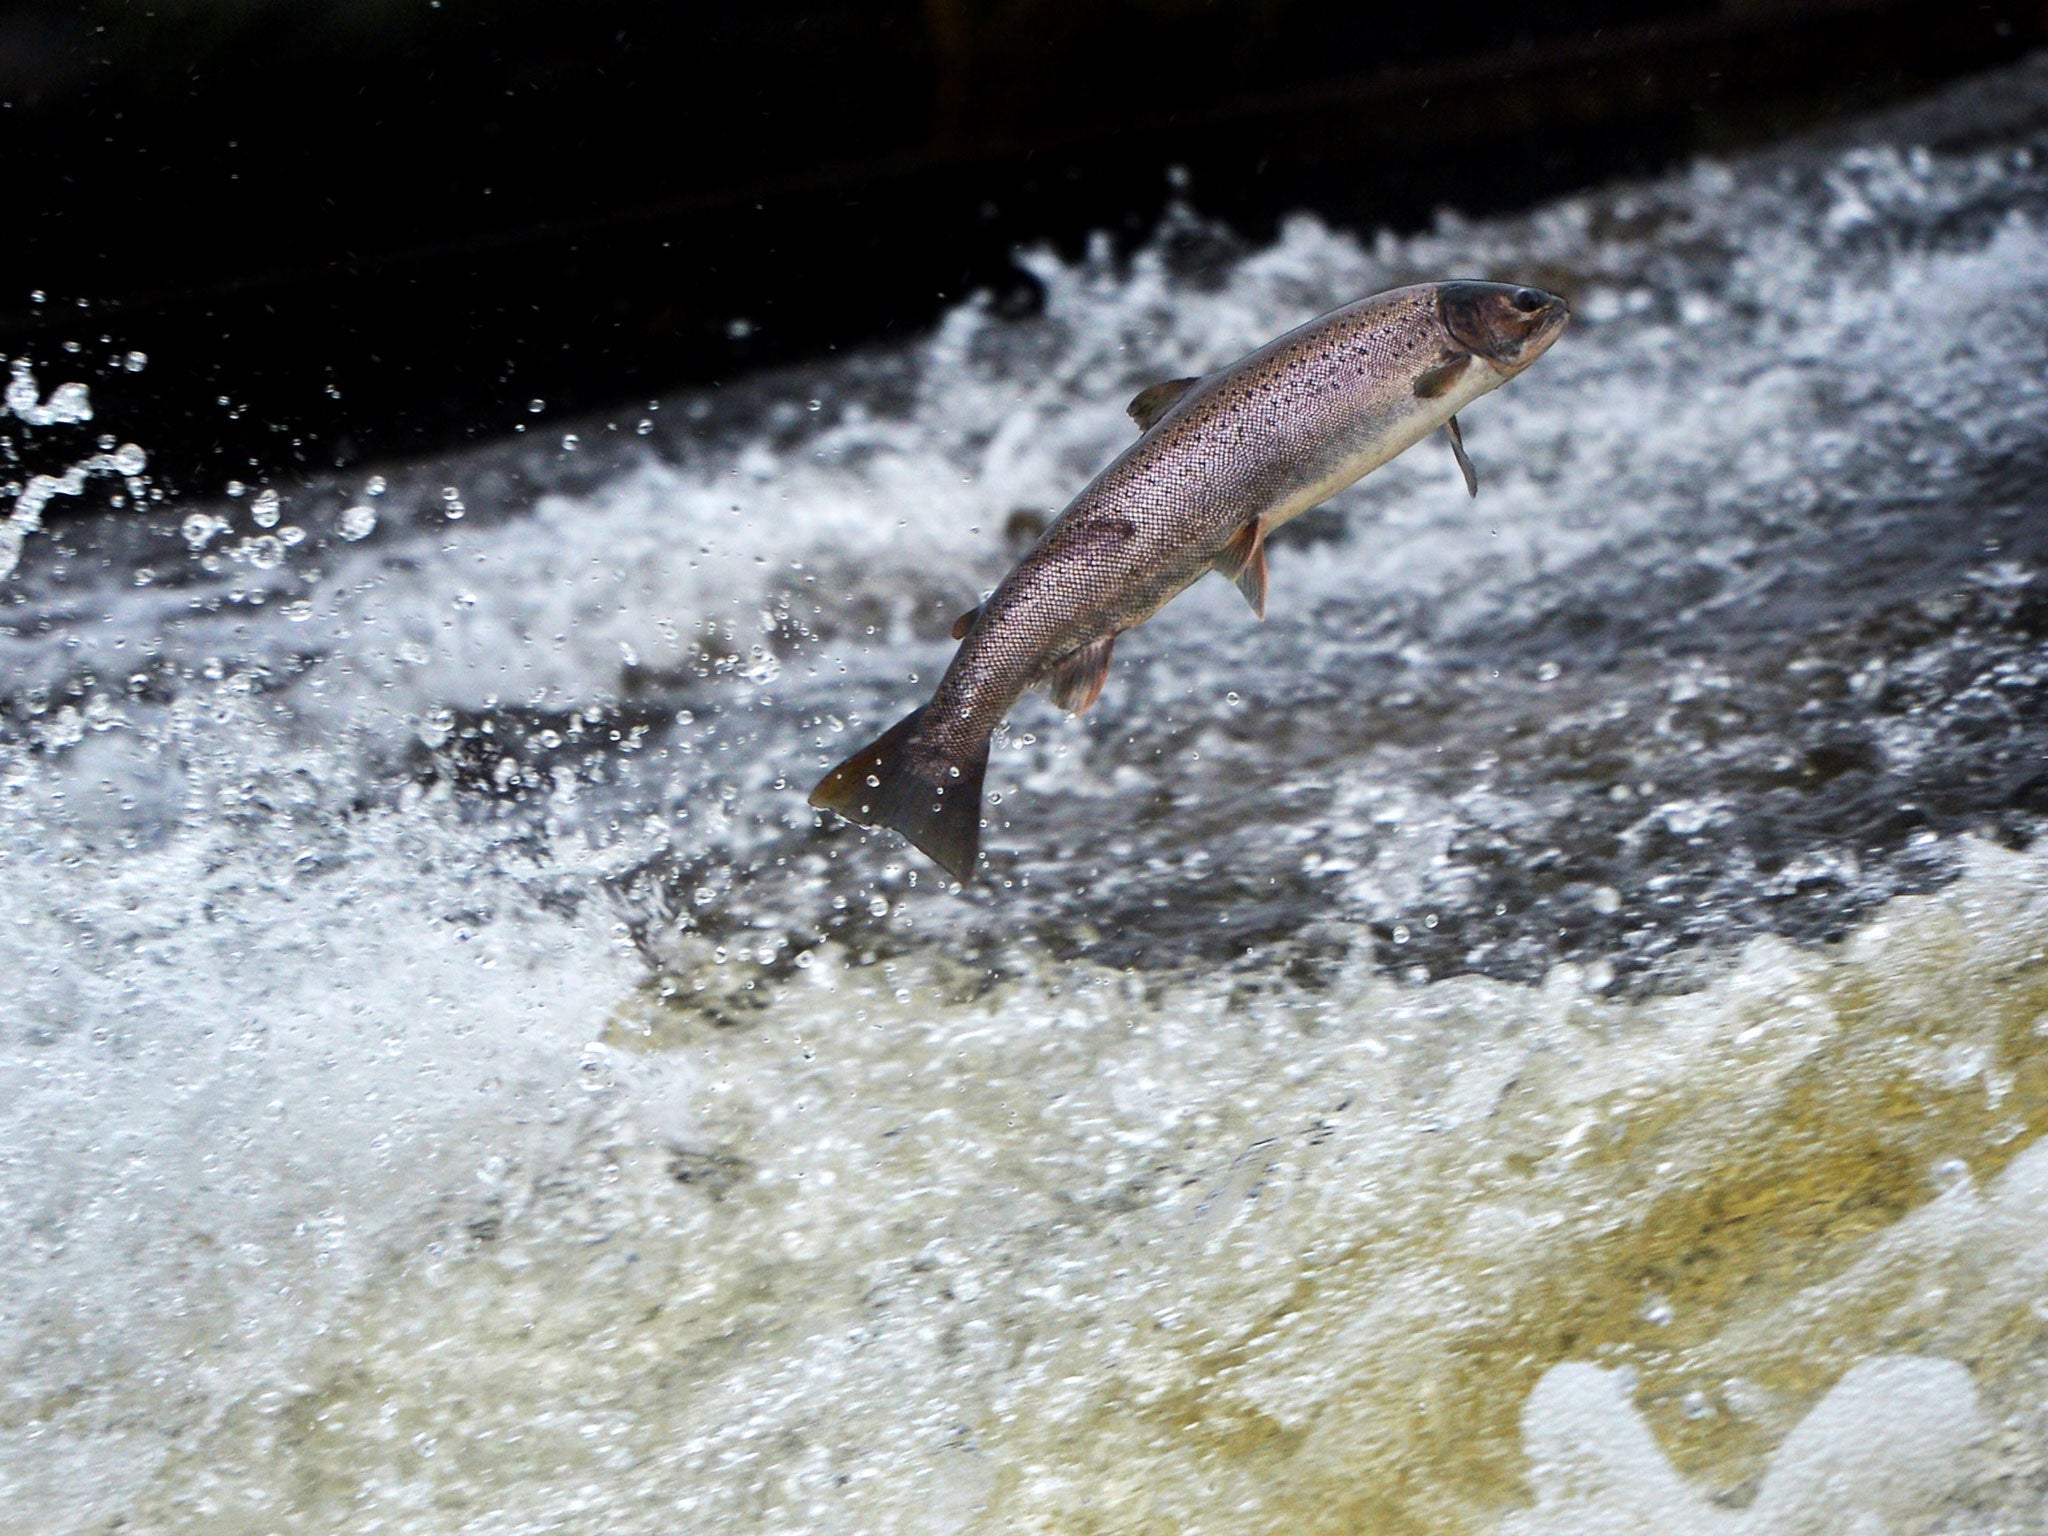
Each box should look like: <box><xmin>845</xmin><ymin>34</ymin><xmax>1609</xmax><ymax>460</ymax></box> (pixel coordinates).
<box><xmin>1437</xmin><ymin>281</ymin><xmax>1570</xmax><ymax>375</ymax></box>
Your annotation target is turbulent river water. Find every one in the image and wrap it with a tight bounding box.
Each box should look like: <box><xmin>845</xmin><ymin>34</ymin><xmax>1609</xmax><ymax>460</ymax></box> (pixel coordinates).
<box><xmin>9</xmin><ymin>57</ymin><xmax>2048</xmax><ymax>1536</ymax></box>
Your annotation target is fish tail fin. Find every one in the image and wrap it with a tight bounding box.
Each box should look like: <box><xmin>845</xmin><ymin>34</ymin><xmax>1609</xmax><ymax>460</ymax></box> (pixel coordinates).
<box><xmin>807</xmin><ymin>707</ymin><xmax>989</xmax><ymax>884</ymax></box>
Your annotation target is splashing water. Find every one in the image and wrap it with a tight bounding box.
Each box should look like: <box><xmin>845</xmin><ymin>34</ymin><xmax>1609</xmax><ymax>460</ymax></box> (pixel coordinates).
<box><xmin>0</xmin><ymin>357</ymin><xmax>148</xmax><ymax>581</ymax></box>
<box><xmin>7</xmin><ymin>56</ymin><xmax>2048</xmax><ymax>1535</ymax></box>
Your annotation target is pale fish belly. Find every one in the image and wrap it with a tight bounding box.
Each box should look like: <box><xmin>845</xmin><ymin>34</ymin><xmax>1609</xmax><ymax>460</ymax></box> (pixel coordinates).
<box><xmin>1261</xmin><ymin>355</ymin><xmax>1503</xmax><ymax>532</ymax></box>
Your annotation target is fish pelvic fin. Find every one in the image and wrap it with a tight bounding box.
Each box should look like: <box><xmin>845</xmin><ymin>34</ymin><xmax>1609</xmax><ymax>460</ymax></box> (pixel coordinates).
<box><xmin>950</xmin><ymin>604</ymin><xmax>980</xmax><ymax>641</ymax></box>
<box><xmin>1126</xmin><ymin>376</ymin><xmax>1201</xmax><ymax>432</ymax></box>
<box><xmin>1046</xmin><ymin>634</ymin><xmax>1117</xmax><ymax>715</ymax></box>
<box><xmin>808</xmin><ymin>706</ymin><xmax>988</xmax><ymax>883</ymax></box>
<box><xmin>1445</xmin><ymin>414</ymin><xmax>1478</xmax><ymax>497</ymax></box>
<box><xmin>1214</xmin><ymin>518</ymin><xmax>1269</xmax><ymax>619</ymax></box>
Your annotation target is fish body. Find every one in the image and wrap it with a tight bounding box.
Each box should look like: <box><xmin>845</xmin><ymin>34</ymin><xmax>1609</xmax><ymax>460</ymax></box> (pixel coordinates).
<box><xmin>810</xmin><ymin>280</ymin><xmax>1570</xmax><ymax>881</ymax></box>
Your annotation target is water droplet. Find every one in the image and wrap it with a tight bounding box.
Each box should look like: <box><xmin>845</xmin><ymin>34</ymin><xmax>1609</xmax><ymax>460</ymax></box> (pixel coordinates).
<box><xmin>561</xmin><ymin>433</ymin><xmax>580</xmax><ymax>451</ymax></box>
<box><xmin>1391</xmin><ymin>924</ymin><xmax>1410</xmax><ymax>945</ymax></box>
<box><xmin>416</xmin><ymin>708</ymin><xmax>455</xmax><ymax>749</ymax></box>
<box><xmin>122</xmin><ymin>350</ymin><xmax>147</xmax><ymax>373</ymax></box>
<box><xmin>364</xmin><ymin>474</ymin><xmax>387</xmax><ymax>497</ymax></box>
<box><xmin>527</xmin><ymin>398</ymin><xmax>545</xmax><ymax>414</ymax></box>
<box><xmin>251</xmin><ymin>488</ymin><xmax>281</xmax><ymax>527</ymax></box>
<box><xmin>635</xmin><ymin>418</ymin><xmax>654</xmax><ymax>436</ymax></box>
<box><xmin>806</xmin><ymin>398</ymin><xmax>822</xmax><ymax>412</ymax></box>
<box><xmin>243</xmin><ymin>534</ymin><xmax>285</xmax><ymax>569</ymax></box>
<box><xmin>4</xmin><ymin>373</ymin><xmax>95</xmax><ymax>425</ymax></box>
<box><xmin>180</xmin><ymin>512</ymin><xmax>226</xmax><ymax>548</ymax></box>
<box><xmin>337</xmin><ymin>505</ymin><xmax>377</xmax><ymax>541</ymax></box>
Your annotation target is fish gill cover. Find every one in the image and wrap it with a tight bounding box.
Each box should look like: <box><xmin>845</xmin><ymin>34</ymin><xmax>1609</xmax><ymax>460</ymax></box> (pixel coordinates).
<box><xmin>4</xmin><ymin>53</ymin><xmax>2048</xmax><ymax>1536</ymax></box>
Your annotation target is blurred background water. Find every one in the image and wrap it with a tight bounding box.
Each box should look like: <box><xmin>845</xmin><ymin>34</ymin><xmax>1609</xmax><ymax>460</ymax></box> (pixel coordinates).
<box><xmin>6</xmin><ymin>5</ymin><xmax>2048</xmax><ymax>1532</ymax></box>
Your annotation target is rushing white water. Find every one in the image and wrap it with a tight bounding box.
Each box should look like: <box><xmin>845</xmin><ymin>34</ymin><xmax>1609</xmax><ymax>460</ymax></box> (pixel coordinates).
<box><xmin>6</xmin><ymin>56</ymin><xmax>2048</xmax><ymax>1535</ymax></box>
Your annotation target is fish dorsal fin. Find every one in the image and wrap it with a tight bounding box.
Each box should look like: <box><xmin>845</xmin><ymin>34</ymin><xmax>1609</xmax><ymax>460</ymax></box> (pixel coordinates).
<box><xmin>1045</xmin><ymin>634</ymin><xmax>1117</xmax><ymax>715</ymax></box>
<box><xmin>950</xmin><ymin>604</ymin><xmax>980</xmax><ymax>641</ymax></box>
<box><xmin>1445</xmin><ymin>414</ymin><xmax>1478</xmax><ymax>498</ymax></box>
<box><xmin>1414</xmin><ymin>354</ymin><xmax>1472</xmax><ymax>400</ymax></box>
<box><xmin>1126</xmin><ymin>376</ymin><xmax>1201</xmax><ymax>432</ymax></box>
<box><xmin>1213</xmin><ymin>517</ymin><xmax>1268</xmax><ymax>619</ymax></box>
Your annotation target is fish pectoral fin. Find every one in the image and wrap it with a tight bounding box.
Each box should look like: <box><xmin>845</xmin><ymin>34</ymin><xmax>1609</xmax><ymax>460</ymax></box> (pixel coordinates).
<box><xmin>1414</xmin><ymin>354</ymin><xmax>1473</xmax><ymax>399</ymax></box>
<box><xmin>1045</xmin><ymin>634</ymin><xmax>1117</xmax><ymax>715</ymax></box>
<box><xmin>950</xmin><ymin>604</ymin><xmax>981</xmax><ymax>641</ymax></box>
<box><xmin>1213</xmin><ymin>518</ymin><xmax>1269</xmax><ymax>620</ymax></box>
<box><xmin>1126</xmin><ymin>376</ymin><xmax>1202</xmax><ymax>432</ymax></box>
<box><xmin>1445</xmin><ymin>414</ymin><xmax>1479</xmax><ymax>498</ymax></box>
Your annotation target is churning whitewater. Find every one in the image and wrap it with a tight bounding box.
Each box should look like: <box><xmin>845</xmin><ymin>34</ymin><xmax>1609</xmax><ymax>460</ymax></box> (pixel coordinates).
<box><xmin>6</xmin><ymin>54</ymin><xmax>2048</xmax><ymax>1536</ymax></box>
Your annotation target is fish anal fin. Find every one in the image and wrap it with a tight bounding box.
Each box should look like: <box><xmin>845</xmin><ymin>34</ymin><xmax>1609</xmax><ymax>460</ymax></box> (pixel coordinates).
<box><xmin>808</xmin><ymin>705</ymin><xmax>988</xmax><ymax>884</ymax></box>
<box><xmin>1414</xmin><ymin>353</ymin><xmax>1473</xmax><ymax>399</ymax></box>
<box><xmin>1046</xmin><ymin>634</ymin><xmax>1117</xmax><ymax>715</ymax></box>
<box><xmin>950</xmin><ymin>604</ymin><xmax>980</xmax><ymax>641</ymax></box>
<box><xmin>1213</xmin><ymin>517</ymin><xmax>1269</xmax><ymax>619</ymax></box>
<box><xmin>1127</xmin><ymin>376</ymin><xmax>1201</xmax><ymax>432</ymax></box>
<box><xmin>1445</xmin><ymin>414</ymin><xmax>1478</xmax><ymax>498</ymax></box>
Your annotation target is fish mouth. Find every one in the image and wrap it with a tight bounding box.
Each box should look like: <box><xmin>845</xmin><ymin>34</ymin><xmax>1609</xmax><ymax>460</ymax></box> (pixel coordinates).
<box><xmin>1440</xmin><ymin>281</ymin><xmax>1571</xmax><ymax>369</ymax></box>
<box><xmin>1516</xmin><ymin>292</ymin><xmax>1571</xmax><ymax>367</ymax></box>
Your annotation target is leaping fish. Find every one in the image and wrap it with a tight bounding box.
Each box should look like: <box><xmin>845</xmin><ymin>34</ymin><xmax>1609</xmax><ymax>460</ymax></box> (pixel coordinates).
<box><xmin>809</xmin><ymin>279</ymin><xmax>1570</xmax><ymax>882</ymax></box>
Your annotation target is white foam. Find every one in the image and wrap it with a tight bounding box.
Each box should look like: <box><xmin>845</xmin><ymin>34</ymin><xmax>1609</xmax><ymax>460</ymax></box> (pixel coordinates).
<box><xmin>1507</xmin><ymin>1355</ymin><xmax>1984</xmax><ymax>1536</ymax></box>
<box><xmin>0</xmin><ymin>689</ymin><xmax>640</xmax><ymax>1524</ymax></box>
<box><xmin>0</xmin><ymin>835</ymin><xmax>2028</xmax><ymax>1532</ymax></box>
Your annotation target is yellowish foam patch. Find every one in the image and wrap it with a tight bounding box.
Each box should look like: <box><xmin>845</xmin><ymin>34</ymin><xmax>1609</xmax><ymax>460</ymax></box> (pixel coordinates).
<box><xmin>131</xmin><ymin>842</ymin><xmax>2048</xmax><ymax>1534</ymax></box>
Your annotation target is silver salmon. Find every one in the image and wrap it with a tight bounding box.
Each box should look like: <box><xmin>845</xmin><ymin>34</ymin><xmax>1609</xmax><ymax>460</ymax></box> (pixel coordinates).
<box><xmin>810</xmin><ymin>279</ymin><xmax>1570</xmax><ymax>882</ymax></box>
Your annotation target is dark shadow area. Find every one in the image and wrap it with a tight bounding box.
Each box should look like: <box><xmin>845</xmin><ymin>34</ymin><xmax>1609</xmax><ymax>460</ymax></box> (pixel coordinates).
<box><xmin>4</xmin><ymin>0</ymin><xmax>2046</xmax><ymax>489</ymax></box>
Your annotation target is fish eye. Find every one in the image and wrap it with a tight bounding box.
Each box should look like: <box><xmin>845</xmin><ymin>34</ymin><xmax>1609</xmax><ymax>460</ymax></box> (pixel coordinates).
<box><xmin>1511</xmin><ymin>288</ymin><xmax>1547</xmax><ymax>313</ymax></box>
